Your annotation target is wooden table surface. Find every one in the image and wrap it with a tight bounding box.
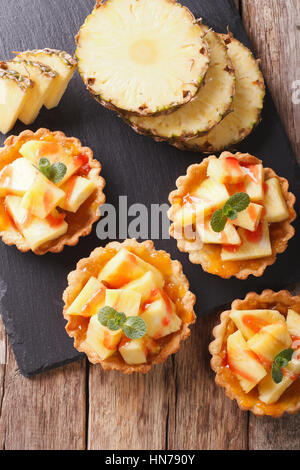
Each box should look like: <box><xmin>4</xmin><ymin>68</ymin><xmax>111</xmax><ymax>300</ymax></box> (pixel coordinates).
<box><xmin>0</xmin><ymin>0</ymin><xmax>300</xmax><ymax>450</ymax></box>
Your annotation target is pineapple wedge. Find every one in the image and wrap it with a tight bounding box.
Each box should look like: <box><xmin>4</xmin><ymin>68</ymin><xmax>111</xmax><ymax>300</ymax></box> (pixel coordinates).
<box><xmin>123</xmin><ymin>271</ymin><xmax>163</xmax><ymax>303</ymax></box>
<box><xmin>5</xmin><ymin>60</ymin><xmax>56</xmax><ymax>124</ymax></box>
<box><xmin>5</xmin><ymin>195</ymin><xmax>68</xmax><ymax>250</ymax></box>
<box><xmin>241</xmin><ymin>164</ymin><xmax>264</xmax><ymax>202</ymax></box>
<box><xmin>0</xmin><ymin>66</ymin><xmax>33</xmax><ymax>134</ymax></box>
<box><xmin>227</xmin><ymin>330</ymin><xmax>267</xmax><ymax>393</ymax></box>
<box><xmin>286</xmin><ymin>309</ymin><xmax>300</xmax><ymax>338</ymax></box>
<box><xmin>0</xmin><ymin>158</ymin><xmax>38</xmax><ymax>197</ymax></box>
<box><xmin>192</xmin><ymin>178</ymin><xmax>230</xmax><ymax>216</ymax></box>
<box><xmin>67</xmin><ymin>277</ymin><xmax>106</xmax><ymax>317</ymax></box>
<box><xmin>85</xmin><ymin>314</ymin><xmax>122</xmax><ymax>361</ymax></box>
<box><xmin>258</xmin><ymin>359</ymin><xmax>300</xmax><ymax>405</ymax></box>
<box><xmin>59</xmin><ymin>176</ymin><xmax>96</xmax><ymax>212</ymax></box>
<box><xmin>264</xmin><ymin>178</ymin><xmax>289</xmax><ymax>223</ymax></box>
<box><xmin>16</xmin><ymin>49</ymin><xmax>77</xmax><ymax>109</ymax></box>
<box><xmin>173</xmin><ymin>205</ymin><xmax>204</xmax><ymax>229</ymax></box>
<box><xmin>221</xmin><ymin>221</ymin><xmax>272</xmax><ymax>261</ymax></box>
<box><xmin>21</xmin><ymin>173</ymin><xmax>65</xmax><ymax>219</ymax></box>
<box><xmin>119</xmin><ymin>337</ymin><xmax>160</xmax><ymax>365</ymax></box>
<box><xmin>207</xmin><ymin>156</ymin><xmax>245</xmax><ymax>184</ymax></box>
<box><xmin>230</xmin><ymin>310</ymin><xmax>285</xmax><ymax>341</ymax></box>
<box><xmin>105</xmin><ymin>289</ymin><xmax>141</xmax><ymax>317</ymax></box>
<box><xmin>76</xmin><ymin>0</ymin><xmax>209</xmax><ymax>116</ymax></box>
<box><xmin>247</xmin><ymin>323</ymin><xmax>292</xmax><ymax>367</ymax></box>
<box><xmin>99</xmin><ymin>248</ymin><xmax>164</xmax><ymax>288</ymax></box>
<box><xmin>232</xmin><ymin>203</ymin><xmax>263</xmax><ymax>232</ymax></box>
<box><xmin>140</xmin><ymin>291</ymin><xmax>181</xmax><ymax>339</ymax></box>
<box><xmin>197</xmin><ymin>220</ymin><xmax>241</xmax><ymax>245</ymax></box>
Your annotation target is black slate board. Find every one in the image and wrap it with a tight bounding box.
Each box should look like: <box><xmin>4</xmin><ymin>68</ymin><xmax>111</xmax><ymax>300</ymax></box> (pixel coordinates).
<box><xmin>0</xmin><ymin>0</ymin><xmax>299</xmax><ymax>377</ymax></box>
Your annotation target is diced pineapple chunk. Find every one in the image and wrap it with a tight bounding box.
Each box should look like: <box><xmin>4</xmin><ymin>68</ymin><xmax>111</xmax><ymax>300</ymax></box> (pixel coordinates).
<box><xmin>19</xmin><ymin>140</ymin><xmax>83</xmax><ymax>186</ymax></box>
<box><xmin>0</xmin><ymin>158</ymin><xmax>38</xmax><ymax>196</ymax></box>
<box><xmin>207</xmin><ymin>156</ymin><xmax>245</xmax><ymax>184</ymax></box>
<box><xmin>67</xmin><ymin>276</ymin><xmax>106</xmax><ymax>317</ymax></box>
<box><xmin>59</xmin><ymin>175</ymin><xmax>96</xmax><ymax>212</ymax></box>
<box><xmin>140</xmin><ymin>291</ymin><xmax>181</xmax><ymax>339</ymax></box>
<box><xmin>122</xmin><ymin>271</ymin><xmax>163</xmax><ymax>303</ymax></box>
<box><xmin>173</xmin><ymin>205</ymin><xmax>203</xmax><ymax>228</ymax></box>
<box><xmin>230</xmin><ymin>309</ymin><xmax>285</xmax><ymax>340</ymax></box>
<box><xmin>264</xmin><ymin>178</ymin><xmax>289</xmax><ymax>223</ymax></box>
<box><xmin>221</xmin><ymin>221</ymin><xmax>272</xmax><ymax>261</ymax></box>
<box><xmin>119</xmin><ymin>338</ymin><xmax>147</xmax><ymax>365</ymax></box>
<box><xmin>227</xmin><ymin>330</ymin><xmax>267</xmax><ymax>393</ymax></box>
<box><xmin>258</xmin><ymin>359</ymin><xmax>300</xmax><ymax>404</ymax></box>
<box><xmin>241</xmin><ymin>164</ymin><xmax>264</xmax><ymax>202</ymax></box>
<box><xmin>197</xmin><ymin>220</ymin><xmax>241</xmax><ymax>245</ymax></box>
<box><xmin>232</xmin><ymin>203</ymin><xmax>263</xmax><ymax>232</ymax></box>
<box><xmin>5</xmin><ymin>195</ymin><xmax>68</xmax><ymax>250</ymax></box>
<box><xmin>247</xmin><ymin>323</ymin><xmax>292</xmax><ymax>367</ymax></box>
<box><xmin>105</xmin><ymin>289</ymin><xmax>141</xmax><ymax>317</ymax></box>
<box><xmin>85</xmin><ymin>314</ymin><xmax>122</xmax><ymax>360</ymax></box>
<box><xmin>287</xmin><ymin>309</ymin><xmax>300</xmax><ymax>338</ymax></box>
<box><xmin>99</xmin><ymin>248</ymin><xmax>164</xmax><ymax>288</ymax></box>
<box><xmin>191</xmin><ymin>178</ymin><xmax>230</xmax><ymax>216</ymax></box>
<box><xmin>21</xmin><ymin>173</ymin><xmax>65</xmax><ymax>219</ymax></box>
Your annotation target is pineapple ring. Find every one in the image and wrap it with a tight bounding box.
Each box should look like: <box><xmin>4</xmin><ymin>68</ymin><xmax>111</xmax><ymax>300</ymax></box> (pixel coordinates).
<box><xmin>63</xmin><ymin>239</ymin><xmax>196</xmax><ymax>374</ymax></box>
<box><xmin>0</xmin><ymin>128</ymin><xmax>105</xmax><ymax>255</ymax></box>
<box><xmin>126</xmin><ymin>26</ymin><xmax>235</xmax><ymax>140</ymax></box>
<box><xmin>168</xmin><ymin>152</ymin><xmax>296</xmax><ymax>280</ymax></box>
<box><xmin>76</xmin><ymin>0</ymin><xmax>210</xmax><ymax>116</ymax></box>
<box><xmin>209</xmin><ymin>290</ymin><xmax>300</xmax><ymax>417</ymax></box>
<box><xmin>174</xmin><ymin>33</ymin><xmax>265</xmax><ymax>153</ymax></box>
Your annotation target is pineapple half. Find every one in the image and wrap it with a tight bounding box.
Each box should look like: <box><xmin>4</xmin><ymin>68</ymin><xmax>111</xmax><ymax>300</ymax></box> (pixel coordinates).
<box><xmin>76</xmin><ymin>0</ymin><xmax>210</xmax><ymax>116</ymax></box>
<box><xmin>178</xmin><ymin>34</ymin><xmax>265</xmax><ymax>153</ymax></box>
<box><xmin>127</xmin><ymin>26</ymin><xmax>235</xmax><ymax>140</ymax></box>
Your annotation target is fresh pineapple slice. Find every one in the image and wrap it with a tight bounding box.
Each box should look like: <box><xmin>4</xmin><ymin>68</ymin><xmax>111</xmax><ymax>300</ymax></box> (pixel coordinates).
<box><xmin>67</xmin><ymin>277</ymin><xmax>106</xmax><ymax>317</ymax></box>
<box><xmin>227</xmin><ymin>330</ymin><xmax>267</xmax><ymax>393</ymax></box>
<box><xmin>99</xmin><ymin>248</ymin><xmax>164</xmax><ymax>288</ymax></box>
<box><xmin>258</xmin><ymin>359</ymin><xmax>300</xmax><ymax>405</ymax></box>
<box><xmin>19</xmin><ymin>140</ymin><xmax>83</xmax><ymax>186</ymax></box>
<box><xmin>241</xmin><ymin>164</ymin><xmax>264</xmax><ymax>202</ymax></box>
<box><xmin>123</xmin><ymin>271</ymin><xmax>163</xmax><ymax>303</ymax></box>
<box><xmin>173</xmin><ymin>205</ymin><xmax>204</xmax><ymax>228</ymax></box>
<box><xmin>183</xmin><ymin>36</ymin><xmax>265</xmax><ymax>152</ymax></box>
<box><xmin>232</xmin><ymin>203</ymin><xmax>263</xmax><ymax>232</ymax></box>
<box><xmin>21</xmin><ymin>173</ymin><xmax>65</xmax><ymax>219</ymax></box>
<box><xmin>197</xmin><ymin>220</ymin><xmax>241</xmax><ymax>245</ymax></box>
<box><xmin>140</xmin><ymin>291</ymin><xmax>181</xmax><ymax>339</ymax></box>
<box><xmin>0</xmin><ymin>158</ymin><xmax>39</xmax><ymax>197</ymax></box>
<box><xmin>230</xmin><ymin>309</ymin><xmax>285</xmax><ymax>340</ymax></box>
<box><xmin>192</xmin><ymin>178</ymin><xmax>230</xmax><ymax>216</ymax></box>
<box><xmin>286</xmin><ymin>309</ymin><xmax>300</xmax><ymax>338</ymax></box>
<box><xmin>76</xmin><ymin>0</ymin><xmax>209</xmax><ymax>116</ymax></box>
<box><xmin>105</xmin><ymin>289</ymin><xmax>141</xmax><ymax>317</ymax></box>
<box><xmin>247</xmin><ymin>323</ymin><xmax>292</xmax><ymax>367</ymax></box>
<box><xmin>0</xmin><ymin>66</ymin><xmax>33</xmax><ymax>134</ymax></box>
<box><xmin>221</xmin><ymin>221</ymin><xmax>272</xmax><ymax>261</ymax></box>
<box><xmin>5</xmin><ymin>195</ymin><xmax>68</xmax><ymax>250</ymax></box>
<box><xmin>59</xmin><ymin>175</ymin><xmax>96</xmax><ymax>212</ymax></box>
<box><xmin>264</xmin><ymin>178</ymin><xmax>289</xmax><ymax>223</ymax></box>
<box><xmin>5</xmin><ymin>60</ymin><xmax>56</xmax><ymax>125</ymax></box>
<box><xmin>16</xmin><ymin>49</ymin><xmax>77</xmax><ymax>109</ymax></box>
<box><xmin>85</xmin><ymin>314</ymin><xmax>122</xmax><ymax>361</ymax></box>
<box><xmin>207</xmin><ymin>156</ymin><xmax>245</xmax><ymax>185</ymax></box>
<box><xmin>127</xmin><ymin>26</ymin><xmax>235</xmax><ymax>139</ymax></box>
<box><xmin>119</xmin><ymin>336</ymin><xmax>160</xmax><ymax>365</ymax></box>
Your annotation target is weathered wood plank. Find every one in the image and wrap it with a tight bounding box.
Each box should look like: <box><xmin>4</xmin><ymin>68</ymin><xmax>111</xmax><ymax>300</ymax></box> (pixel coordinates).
<box><xmin>0</xmin><ymin>316</ymin><xmax>86</xmax><ymax>450</ymax></box>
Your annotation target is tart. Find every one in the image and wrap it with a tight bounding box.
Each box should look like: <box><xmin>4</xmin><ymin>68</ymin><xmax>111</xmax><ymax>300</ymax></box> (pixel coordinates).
<box><xmin>0</xmin><ymin>128</ymin><xmax>105</xmax><ymax>254</ymax></box>
<box><xmin>168</xmin><ymin>151</ymin><xmax>296</xmax><ymax>279</ymax></box>
<box><xmin>63</xmin><ymin>239</ymin><xmax>196</xmax><ymax>374</ymax></box>
<box><xmin>209</xmin><ymin>290</ymin><xmax>300</xmax><ymax>417</ymax></box>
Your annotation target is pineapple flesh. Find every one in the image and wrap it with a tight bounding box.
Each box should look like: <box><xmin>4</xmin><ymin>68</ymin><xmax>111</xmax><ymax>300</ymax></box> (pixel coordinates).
<box><xmin>76</xmin><ymin>0</ymin><xmax>210</xmax><ymax>116</ymax></box>
<box><xmin>197</xmin><ymin>220</ymin><xmax>241</xmax><ymax>245</ymax></box>
<box><xmin>67</xmin><ymin>277</ymin><xmax>106</xmax><ymax>317</ymax></box>
<box><xmin>192</xmin><ymin>178</ymin><xmax>230</xmax><ymax>216</ymax></box>
<box><xmin>0</xmin><ymin>158</ymin><xmax>39</xmax><ymax>196</ymax></box>
<box><xmin>258</xmin><ymin>359</ymin><xmax>300</xmax><ymax>405</ymax></box>
<box><xmin>264</xmin><ymin>177</ymin><xmax>289</xmax><ymax>223</ymax></box>
<box><xmin>127</xmin><ymin>26</ymin><xmax>235</xmax><ymax>138</ymax></box>
<box><xmin>247</xmin><ymin>323</ymin><xmax>292</xmax><ymax>366</ymax></box>
<box><xmin>230</xmin><ymin>309</ymin><xmax>285</xmax><ymax>340</ymax></box>
<box><xmin>286</xmin><ymin>309</ymin><xmax>300</xmax><ymax>338</ymax></box>
<box><xmin>183</xmin><ymin>36</ymin><xmax>265</xmax><ymax>153</ymax></box>
<box><xmin>85</xmin><ymin>314</ymin><xmax>123</xmax><ymax>361</ymax></box>
<box><xmin>105</xmin><ymin>288</ymin><xmax>141</xmax><ymax>317</ymax></box>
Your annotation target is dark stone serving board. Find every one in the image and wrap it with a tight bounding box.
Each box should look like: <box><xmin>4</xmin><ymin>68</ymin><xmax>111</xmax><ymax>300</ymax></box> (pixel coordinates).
<box><xmin>0</xmin><ymin>0</ymin><xmax>299</xmax><ymax>377</ymax></box>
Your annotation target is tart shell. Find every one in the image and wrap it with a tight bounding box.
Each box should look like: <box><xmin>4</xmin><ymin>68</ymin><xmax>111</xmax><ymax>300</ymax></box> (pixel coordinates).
<box><xmin>63</xmin><ymin>239</ymin><xmax>196</xmax><ymax>374</ymax></box>
<box><xmin>209</xmin><ymin>290</ymin><xmax>300</xmax><ymax>417</ymax></box>
<box><xmin>0</xmin><ymin>128</ymin><xmax>106</xmax><ymax>255</ymax></box>
<box><xmin>168</xmin><ymin>152</ymin><xmax>296</xmax><ymax>279</ymax></box>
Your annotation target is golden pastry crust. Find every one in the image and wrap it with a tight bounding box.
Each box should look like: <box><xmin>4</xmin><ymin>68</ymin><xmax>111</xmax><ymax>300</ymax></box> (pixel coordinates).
<box><xmin>168</xmin><ymin>152</ymin><xmax>296</xmax><ymax>279</ymax></box>
<box><xmin>63</xmin><ymin>239</ymin><xmax>196</xmax><ymax>374</ymax></box>
<box><xmin>0</xmin><ymin>128</ymin><xmax>105</xmax><ymax>255</ymax></box>
<box><xmin>209</xmin><ymin>290</ymin><xmax>300</xmax><ymax>417</ymax></box>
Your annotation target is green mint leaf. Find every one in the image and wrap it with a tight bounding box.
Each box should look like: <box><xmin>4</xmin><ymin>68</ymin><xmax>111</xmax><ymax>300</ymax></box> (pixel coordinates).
<box><xmin>107</xmin><ymin>312</ymin><xmax>127</xmax><ymax>331</ymax></box>
<box><xmin>38</xmin><ymin>158</ymin><xmax>52</xmax><ymax>179</ymax></box>
<box><xmin>50</xmin><ymin>162</ymin><xmax>67</xmax><ymax>184</ymax></box>
<box><xmin>122</xmin><ymin>316</ymin><xmax>147</xmax><ymax>340</ymax></box>
<box><xmin>271</xmin><ymin>363</ymin><xmax>283</xmax><ymax>384</ymax></box>
<box><xmin>224</xmin><ymin>192</ymin><xmax>250</xmax><ymax>213</ymax></box>
<box><xmin>97</xmin><ymin>306</ymin><xmax>118</xmax><ymax>327</ymax></box>
<box><xmin>274</xmin><ymin>348</ymin><xmax>294</xmax><ymax>368</ymax></box>
<box><xmin>226</xmin><ymin>208</ymin><xmax>238</xmax><ymax>221</ymax></box>
<box><xmin>210</xmin><ymin>209</ymin><xmax>227</xmax><ymax>233</ymax></box>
